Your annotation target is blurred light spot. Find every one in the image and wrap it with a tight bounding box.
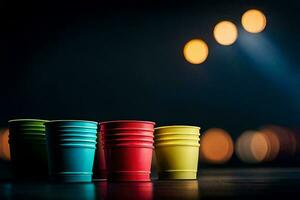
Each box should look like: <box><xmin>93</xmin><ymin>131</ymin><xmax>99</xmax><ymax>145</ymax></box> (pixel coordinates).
<box><xmin>200</xmin><ymin>128</ymin><xmax>234</xmax><ymax>164</ymax></box>
<box><xmin>183</xmin><ymin>39</ymin><xmax>209</xmax><ymax>64</ymax></box>
<box><xmin>0</xmin><ymin>128</ymin><xmax>10</xmax><ymax>161</ymax></box>
<box><xmin>260</xmin><ymin>129</ymin><xmax>280</xmax><ymax>162</ymax></box>
<box><xmin>242</xmin><ymin>9</ymin><xmax>267</xmax><ymax>33</ymax></box>
<box><xmin>260</xmin><ymin>125</ymin><xmax>297</xmax><ymax>161</ymax></box>
<box><xmin>250</xmin><ymin>132</ymin><xmax>269</xmax><ymax>162</ymax></box>
<box><xmin>236</xmin><ymin>130</ymin><xmax>269</xmax><ymax>163</ymax></box>
<box><xmin>213</xmin><ymin>21</ymin><xmax>238</xmax><ymax>45</ymax></box>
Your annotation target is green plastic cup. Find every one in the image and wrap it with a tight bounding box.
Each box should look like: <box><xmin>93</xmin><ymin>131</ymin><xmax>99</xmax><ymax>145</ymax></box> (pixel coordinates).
<box><xmin>8</xmin><ymin>119</ymin><xmax>49</xmax><ymax>179</ymax></box>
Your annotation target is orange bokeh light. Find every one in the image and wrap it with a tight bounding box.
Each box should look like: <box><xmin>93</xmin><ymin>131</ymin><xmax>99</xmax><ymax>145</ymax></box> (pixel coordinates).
<box><xmin>200</xmin><ymin>128</ymin><xmax>234</xmax><ymax>164</ymax></box>
<box><xmin>0</xmin><ymin>128</ymin><xmax>10</xmax><ymax>161</ymax></box>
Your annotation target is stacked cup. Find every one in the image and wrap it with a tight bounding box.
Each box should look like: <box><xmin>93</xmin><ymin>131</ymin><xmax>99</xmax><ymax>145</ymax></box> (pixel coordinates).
<box><xmin>45</xmin><ymin>120</ymin><xmax>98</xmax><ymax>182</ymax></box>
<box><xmin>8</xmin><ymin>119</ymin><xmax>49</xmax><ymax>179</ymax></box>
<box><xmin>154</xmin><ymin>125</ymin><xmax>200</xmax><ymax>180</ymax></box>
<box><xmin>100</xmin><ymin>120</ymin><xmax>155</xmax><ymax>181</ymax></box>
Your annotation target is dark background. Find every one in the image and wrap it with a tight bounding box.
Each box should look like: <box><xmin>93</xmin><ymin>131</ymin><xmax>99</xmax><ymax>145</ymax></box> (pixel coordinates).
<box><xmin>0</xmin><ymin>0</ymin><xmax>299</xmax><ymax>138</ymax></box>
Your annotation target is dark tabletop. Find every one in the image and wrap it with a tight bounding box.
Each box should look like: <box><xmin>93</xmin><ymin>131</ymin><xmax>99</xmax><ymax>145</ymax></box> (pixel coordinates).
<box><xmin>1</xmin><ymin>168</ymin><xmax>300</xmax><ymax>199</ymax></box>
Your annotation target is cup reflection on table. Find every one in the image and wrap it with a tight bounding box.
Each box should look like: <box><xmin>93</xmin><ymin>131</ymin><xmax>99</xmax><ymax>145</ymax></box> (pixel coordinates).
<box><xmin>100</xmin><ymin>181</ymin><xmax>153</xmax><ymax>200</ymax></box>
<box><xmin>154</xmin><ymin>180</ymin><xmax>199</xmax><ymax>200</ymax></box>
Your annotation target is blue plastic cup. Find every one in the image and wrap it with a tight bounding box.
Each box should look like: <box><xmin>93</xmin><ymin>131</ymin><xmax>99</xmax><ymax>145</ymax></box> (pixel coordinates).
<box><xmin>45</xmin><ymin>120</ymin><xmax>98</xmax><ymax>182</ymax></box>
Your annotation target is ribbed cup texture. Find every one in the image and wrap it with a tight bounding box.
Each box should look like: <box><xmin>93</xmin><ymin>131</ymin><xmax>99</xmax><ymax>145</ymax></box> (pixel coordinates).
<box><xmin>99</xmin><ymin>120</ymin><xmax>155</xmax><ymax>181</ymax></box>
<box><xmin>45</xmin><ymin>120</ymin><xmax>97</xmax><ymax>182</ymax></box>
<box><xmin>154</xmin><ymin>125</ymin><xmax>201</xmax><ymax>180</ymax></box>
<box><xmin>8</xmin><ymin>119</ymin><xmax>49</xmax><ymax>179</ymax></box>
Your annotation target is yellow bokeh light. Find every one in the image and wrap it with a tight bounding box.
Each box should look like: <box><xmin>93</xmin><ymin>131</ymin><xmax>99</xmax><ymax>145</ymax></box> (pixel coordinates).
<box><xmin>242</xmin><ymin>9</ymin><xmax>267</xmax><ymax>33</ymax></box>
<box><xmin>213</xmin><ymin>21</ymin><xmax>238</xmax><ymax>46</ymax></box>
<box><xmin>183</xmin><ymin>39</ymin><xmax>209</xmax><ymax>64</ymax></box>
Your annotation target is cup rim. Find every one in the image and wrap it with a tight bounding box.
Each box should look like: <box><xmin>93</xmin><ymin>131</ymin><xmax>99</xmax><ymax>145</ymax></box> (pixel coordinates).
<box><xmin>52</xmin><ymin>139</ymin><xmax>97</xmax><ymax>143</ymax></box>
<box><xmin>54</xmin><ymin>144</ymin><xmax>96</xmax><ymax>148</ymax></box>
<box><xmin>46</xmin><ymin>126</ymin><xmax>97</xmax><ymax>130</ymax></box>
<box><xmin>102</xmin><ymin>133</ymin><xmax>154</xmax><ymax>137</ymax></box>
<box><xmin>8</xmin><ymin>119</ymin><xmax>49</xmax><ymax>123</ymax></box>
<box><xmin>155</xmin><ymin>138</ymin><xmax>200</xmax><ymax>141</ymax></box>
<box><xmin>155</xmin><ymin>143</ymin><xmax>200</xmax><ymax>147</ymax></box>
<box><xmin>155</xmin><ymin>132</ymin><xmax>200</xmax><ymax>137</ymax></box>
<box><xmin>100</xmin><ymin>128</ymin><xmax>154</xmax><ymax>132</ymax></box>
<box><xmin>99</xmin><ymin>120</ymin><xmax>155</xmax><ymax>125</ymax></box>
<box><xmin>50</xmin><ymin>134</ymin><xmax>97</xmax><ymax>138</ymax></box>
<box><xmin>155</xmin><ymin>125</ymin><xmax>200</xmax><ymax>130</ymax></box>
<box><xmin>103</xmin><ymin>144</ymin><xmax>154</xmax><ymax>149</ymax></box>
<box><xmin>45</xmin><ymin>120</ymin><xmax>98</xmax><ymax>124</ymax></box>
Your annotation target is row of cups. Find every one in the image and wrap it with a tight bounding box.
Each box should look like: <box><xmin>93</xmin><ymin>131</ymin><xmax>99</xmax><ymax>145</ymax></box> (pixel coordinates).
<box><xmin>8</xmin><ymin>119</ymin><xmax>201</xmax><ymax>182</ymax></box>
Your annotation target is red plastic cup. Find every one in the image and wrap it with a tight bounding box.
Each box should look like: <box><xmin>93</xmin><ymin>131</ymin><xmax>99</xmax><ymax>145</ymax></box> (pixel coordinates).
<box><xmin>99</xmin><ymin>120</ymin><xmax>155</xmax><ymax>181</ymax></box>
<box><xmin>99</xmin><ymin>120</ymin><xmax>155</xmax><ymax>131</ymax></box>
<box><xmin>104</xmin><ymin>146</ymin><xmax>153</xmax><ymax>181</ymax></box>
<box><xmin>100</xmin><ymin>131</ymin><xmax>154</xmax><ymax>137</ymax></box>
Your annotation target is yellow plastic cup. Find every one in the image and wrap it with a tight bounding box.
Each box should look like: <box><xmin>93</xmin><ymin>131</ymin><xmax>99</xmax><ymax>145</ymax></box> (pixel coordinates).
<box><xmin>155</xmin><ymin>134</ymin><xmax>200</xmax><ymax>141</ymax></box>
<box><xmin>154</xmin><ymin>125</ymin><xmax>200</xmax><ymax>180</ymax></box>
<box><xmin>155</xmin><ymin>125</ymin><xmax>200</xmax><ymax>135</ymax></box>
<box><xmin>155</xmin><ymin>144</ymin><xmax>200</xmax><ymax>179</ymax></box>
<box><xmin>155</xmin><ymin>139</ymin><xmax>200</xmax><ymax>146</ymax></box>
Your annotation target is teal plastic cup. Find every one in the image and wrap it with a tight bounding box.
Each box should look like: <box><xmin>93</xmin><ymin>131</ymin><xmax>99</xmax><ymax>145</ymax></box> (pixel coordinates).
<box><xmin>45</xmin><ymin>120</ymin><xmax>98</xmax><ymax>182</ymax></box>
<box><xmin>8</xmin><ymin>119</ymin><xmax>49</xmax><ymax>179</ymax></box>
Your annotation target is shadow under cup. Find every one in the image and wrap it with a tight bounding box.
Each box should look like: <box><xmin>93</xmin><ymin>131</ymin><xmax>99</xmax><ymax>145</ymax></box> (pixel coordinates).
<box><xmin>45</xmin><ymin>120</ymin><xmax>98</xmax><ymax>183</ymax></box>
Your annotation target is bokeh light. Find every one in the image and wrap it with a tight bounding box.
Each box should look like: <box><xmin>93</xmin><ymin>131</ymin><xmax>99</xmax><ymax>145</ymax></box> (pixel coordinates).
<box><xmin>242</xmin><ymin>9</ymin><xmax>267</xmax><ymax>33</ymax></box>
<box><xmin>200</xmin><ymin>128</ymin><xmax>234</xmax><ymax>164</ymax></box>
<box><xmin>0</xmin><ymin>128</ymin><xmax>10</xmax><ymax>161</ymax></box>
<box><xmin>260</xmin><ymin>125</ymin><xmax>297</xmax><ymax>161</ymax></box>
<box><xmin>259</xmin><ymin>127</ymin><xmax>280</xmax><ymax>162</ymax></box>
<box><xmin>213</xmin><ymin>21</ymin><xmax>238</xmax><ymax>46</ymax></box>
<box><xmin>183</xmin><ymin>39</ymin><xmax>209</xmax><ymax>64</ymax></box>
<box><xmin>236</xmin><ymin>130</ymin><xmax>269</xmax><ymax>163</ymax></box>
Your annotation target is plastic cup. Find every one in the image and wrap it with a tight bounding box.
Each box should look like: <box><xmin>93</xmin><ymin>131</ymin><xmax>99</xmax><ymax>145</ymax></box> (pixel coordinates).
<box><xmin>154</xmin><ymin>125</ymin><xmax>200</xmax><ymax>135</ymax></box>
<box><xmin>99</xmin><ymin>129</ymin><xmax>154</xmax><ymax>136</ymax></box>
<box><xmin>155</xmin><ymin>144</ymin><xmax>200</xmax><ymax>179</ymax></box>
<box><xmin>103</xmin><ymin>136</ymin><xmax>154</xmax><ymax>143</ymax></box>
<box><xmin>104</xmin><ymin>146</ymin><xmax>153</xmax><ymax>181</ymax></box>
<box><xmin>9</xmin><ymin>119</ymin><xmax>48</xmax><ymax>127</ymax></box>
<box><xmin>155</xmin><ymin>140</ymin><xmax>200</xmax><ymax>146</ymax></box>
<box><xmin>154</xmin><ymin>125</ymin><xmax>200</xmax><ymax>180</ymax></box>
<box><xmin>45</xmin><ymin>120</ymin><xmax>98</xmax><ymax>183</ymax></box>
<box><xmin>100</xmin><ymin>120</ymin><xmax>155</xmax><ymax>181</ymax></box>
<box><xmin>99</xmin><ymin>120</ymin><xmax>155</xmax><ymax>131</ymax></box>
<box><xmin>8</xmin><ymin>119</ymin><xmax>49</xmax><ymax>179</ymax></box>
<box><xmin>155</xmin><ymin>135</ymin><xmax>200</xmax><ymax>142</ymax></box>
